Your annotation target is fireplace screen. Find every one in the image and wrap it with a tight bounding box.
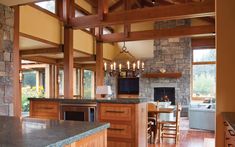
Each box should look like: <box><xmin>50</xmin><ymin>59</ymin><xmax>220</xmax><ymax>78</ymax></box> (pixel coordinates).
<box><xmin>154</xmin><ymin>87</ymin><xmax>175</xmax><ymax>105</ymax></box>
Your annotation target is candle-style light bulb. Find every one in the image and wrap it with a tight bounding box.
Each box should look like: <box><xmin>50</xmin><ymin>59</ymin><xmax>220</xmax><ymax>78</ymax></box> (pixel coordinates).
<box><xmin>113</xmin><ymin>62</ymin><xmax>116</xmax><ymax>71</ymax></box>
<box><xmin>104</xmin><ymin>62</ymin><xmax>107</xmax><ymax>71</ymax></box>
<box><xmin>133</xmin><ymin>63</ymin><xmax>136</xmax><ymax>71</ymax></box>
<box><xmin>142</xmin><ymin>62</ymin><xmax>144</xmax><ymax>70</ymax></box>
<box><xmin>127</xmin><ymin>61</ymin><xmax>130</xmax><ymax>70</ymax></box>
<box><xmin>119</xmin><ymin>64</ymin><xmax>122</xmax><ymax>71</ymax></box>
<box><xmin>110</xmin><ymin>64</ymin><xmax>113</xmax><ymax>71</ymax></box>
<box><xmin>137</xmin><ymin>60</ymin><xmax>140</xmax><ymax>69</ymax></box>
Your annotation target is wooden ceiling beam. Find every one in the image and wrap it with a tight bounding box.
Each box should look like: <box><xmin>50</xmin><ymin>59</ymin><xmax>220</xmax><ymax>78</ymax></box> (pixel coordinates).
<box><xmin>101</xmin><ymin>25</ymin><xmax>215</xmax><ymax>42</ymax></box>
<box><xmin>70</xmin><ymin>0</ymin><xmax>215</xmax><ymax>29</ymax></box>
<box><xmin>56</xmin><ymin>55</ymin><xmax>96</xmax><ymax>63</ymax></box>
<box><xmin>74</xmin><ymin>55</ymin><xmax>96</xmax><ymax>62</ymax></box>
<box><xmin>21</xmin><ymin>56</ymin><xmax>57</xmax><ymax>64</ymax></box>
<box><xmin>192</xmin><ymin>37</ymin><xmax>215</xmax><ymax>49</ymax></box>
<box><xmin>20</xmin><ymin>46</ymin><xmax>63</xmax><ymax>56</ymax></box>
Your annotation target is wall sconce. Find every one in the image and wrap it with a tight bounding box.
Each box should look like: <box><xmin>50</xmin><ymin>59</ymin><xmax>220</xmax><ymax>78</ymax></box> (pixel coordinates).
<box><xmin>19</xmin><ymin>70</ymin><xmax>23</xmax><ymax>83</ymax></box>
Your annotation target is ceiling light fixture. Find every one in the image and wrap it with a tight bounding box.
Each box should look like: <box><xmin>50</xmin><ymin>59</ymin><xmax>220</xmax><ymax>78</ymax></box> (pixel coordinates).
<box><xmin>104</xmin><ymin>42</ymin><xmax>144</xmax><ymax>77</ymax></box>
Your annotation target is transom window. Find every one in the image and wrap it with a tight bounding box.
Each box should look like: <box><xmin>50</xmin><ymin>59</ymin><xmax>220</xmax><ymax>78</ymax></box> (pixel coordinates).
<box><xmin>192</xmin><ymin>49</ymin><xmax>216</xmax><ymax>102</ymax></box>
<box><xmin>35</xmin><ymin>0</ymin><xmax>56</xmax><ymax>14</ymax></box>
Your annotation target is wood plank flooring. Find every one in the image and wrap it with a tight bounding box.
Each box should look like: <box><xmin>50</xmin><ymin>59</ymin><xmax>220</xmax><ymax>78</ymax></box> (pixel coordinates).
<box><xmin>148</xmin><ymin>117</ymin><xmax>215</xmax><ymax>147</ymax></box>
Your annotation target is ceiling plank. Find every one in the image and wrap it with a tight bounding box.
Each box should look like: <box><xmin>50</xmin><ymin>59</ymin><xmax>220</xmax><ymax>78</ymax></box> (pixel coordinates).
<box><xmin>70</xmin><ymin>0</ymin><xmax>215</xmax><ymax>29</ymax></box>
<box><xmin>101</xmin><ymin>25</ymin><xmax>215</xmax><ymax>42</ymax></box>
<box><xmin>192</xmin><ymin>37</ymin><xmax>215</xmax><ymax>49</ymax></box>
<box><xmin>20</xmin><ymin>47</ymin><xmax>63</xmax><ymax>56</ymax></box>
<box><xmin>109</xmin><ymin>0</ymin><xmax>124</xmax><ymax>12</ymax></box>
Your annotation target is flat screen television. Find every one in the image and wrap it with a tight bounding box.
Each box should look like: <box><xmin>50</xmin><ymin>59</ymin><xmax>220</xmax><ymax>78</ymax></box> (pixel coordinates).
<box><xmin>118</xmin><ymin>78</ymin><xmax>139</xmax><ymax>94</ymax></box>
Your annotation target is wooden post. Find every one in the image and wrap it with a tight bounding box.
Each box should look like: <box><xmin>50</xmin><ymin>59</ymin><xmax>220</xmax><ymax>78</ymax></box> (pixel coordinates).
<box><xmin>13</xmin><ymin>6</ymin><xmax>21</xmax><ymax>117</ymax></box>
<box><xmin>64</xmin><ymin>28</ymin><xmax>74</xmax><ymax>98</ymax></box>
<box><xmin>95</xmin><ymin>39</ymin><xmax>104</xmax><ymax>98</ymax></box>
<box><xmin>58</xmin><ymin>0</ymin><xmax>75</xmax><ymax>98</ymax></box>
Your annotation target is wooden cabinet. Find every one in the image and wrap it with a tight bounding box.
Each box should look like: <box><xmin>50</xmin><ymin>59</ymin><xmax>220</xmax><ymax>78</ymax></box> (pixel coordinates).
<box><xmin>98</xmin><ymin>103</ymin><xmax>147</xmax><ymax>147</ymax></box>
<box><xmin>30</xmin><ymin>100</ymin><xmax>60</xmax><ymax>119</ymax></box>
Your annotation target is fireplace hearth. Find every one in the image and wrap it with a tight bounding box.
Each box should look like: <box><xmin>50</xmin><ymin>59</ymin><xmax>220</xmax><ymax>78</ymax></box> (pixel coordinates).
<box><xmin>154</xmin><ymin>87</ymin><xmax>175</xmax><ymax>105</ymax></box>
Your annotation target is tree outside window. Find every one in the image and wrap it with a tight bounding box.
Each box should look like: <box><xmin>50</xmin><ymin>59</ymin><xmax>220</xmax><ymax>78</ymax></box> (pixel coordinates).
<box><xmin>192</xmin><ymin>49</ymin><xmax>216</xmax><ymax>102</ymax></box>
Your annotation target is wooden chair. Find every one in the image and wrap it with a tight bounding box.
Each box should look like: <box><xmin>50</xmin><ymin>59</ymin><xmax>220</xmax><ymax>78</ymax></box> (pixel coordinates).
<box><xmin>148</xmin><ymin>102</ymin><xmax>158</xmax><ymax>143</ymax></box>
<box><xmin>159</xmin><ymin>103</ymin><xmax>182</xmax><ymax>142</ymax></box>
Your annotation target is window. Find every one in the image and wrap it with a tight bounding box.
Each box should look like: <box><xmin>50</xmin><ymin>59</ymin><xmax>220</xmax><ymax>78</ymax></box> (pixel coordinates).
<box><xmin>58</xmin><ymin>68</ymin><xmax>81</xmax><ymax>98</ymax></box>
<box><xmin>73</xmin><ymin>68</ymin><xmax>81</xmax><ymax>97</ymax></box>
<box><xmin>192</xmin><ymin>49</ymin><xmax>216</xmax><ymax>102</ymax></box>
<box><xmin>35</xmin><ymin>0</ymin><xmax>56</xmax><ymax>14</ymax></box>
<box><xmin>83</xmin><ymin>70</ymin><xmax>95</xmax><ymax>98</ymax></box>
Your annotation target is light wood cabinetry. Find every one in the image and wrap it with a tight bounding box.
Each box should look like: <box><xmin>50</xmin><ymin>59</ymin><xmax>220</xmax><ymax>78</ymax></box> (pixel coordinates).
<box><xmin>64</xmin><ymin>130</ymin><xmax>107</xmax><ymax>147</ymax></box>
<box><xmin>98</xmin><ymin>103</ymin><xmax>147</xmax><ymax>147</ymax></box>
<box><xmin>30</xmin><ymin>100</ymin><xmax>60</xmax><ymax>119</ymax></box>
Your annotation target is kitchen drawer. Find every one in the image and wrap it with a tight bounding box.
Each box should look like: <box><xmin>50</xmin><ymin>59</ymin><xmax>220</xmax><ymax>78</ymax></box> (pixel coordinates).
<box><xmin>107</xmin><ymin>123</ymin><xmax>133</xmax><ymax>139</ymax></box>
<box><xmin>99</xmin><ymin>104</ymin><xmax>133</xmax><ymax>121</ymax></box>
<box><xmin>30</xmin><ymin>101</ymin><xmax>60</xmax><ymax>119</ymax></box>
<box><xmin>108</xmin><ymin>140</ymin><xmax>133</xmax><ymax>147</ymax></box>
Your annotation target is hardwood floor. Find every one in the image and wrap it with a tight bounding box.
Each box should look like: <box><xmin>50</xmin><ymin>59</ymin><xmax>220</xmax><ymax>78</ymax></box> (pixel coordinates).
<box><xmin>148</xmin><ymin>117</ymin><xmax>215</xmax><ymax>147</ymax></box>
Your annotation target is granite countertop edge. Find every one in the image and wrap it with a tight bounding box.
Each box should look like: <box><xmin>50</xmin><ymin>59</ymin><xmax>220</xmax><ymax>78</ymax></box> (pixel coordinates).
<box><xmin>46</xmin><ymin>123</ymin><xmax>110</xmax><ymax>147</ymax></box>
<box><xmin>28</xmin><ymin>98</ymin><xmax>148</xmax><ymax>104</ymax></box>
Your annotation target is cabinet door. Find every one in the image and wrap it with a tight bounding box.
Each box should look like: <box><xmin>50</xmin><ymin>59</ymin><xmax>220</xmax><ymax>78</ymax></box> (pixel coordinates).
<box><xmin>30</xmin><ymin>100</ymin><xmax>60</xmax><ymax>119</ymax></box>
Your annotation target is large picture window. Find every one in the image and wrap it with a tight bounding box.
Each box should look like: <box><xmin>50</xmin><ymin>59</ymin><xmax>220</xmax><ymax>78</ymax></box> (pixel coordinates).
<box><xmin>192</xmin><ymin>49</ymin><xmax>216</xmax><ymax>102</ymax></box>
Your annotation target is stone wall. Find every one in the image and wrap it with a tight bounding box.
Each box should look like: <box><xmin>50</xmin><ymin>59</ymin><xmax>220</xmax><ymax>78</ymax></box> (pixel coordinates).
<box><xmin>139</xmin><ymin>20</ymin><xmax>192</xmax><ymax>116</ymax></box>
<box><xmin>0</xmin><ymin>4</ymin><xmax>14</xmax><ymax>116</ymax></box>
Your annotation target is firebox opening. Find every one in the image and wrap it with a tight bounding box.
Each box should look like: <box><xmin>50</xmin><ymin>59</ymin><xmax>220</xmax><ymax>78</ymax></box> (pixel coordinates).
<box><xmin>154</xmin><ymin>87</ymin><xmax>175</xmax><ymax>105</ymax></box>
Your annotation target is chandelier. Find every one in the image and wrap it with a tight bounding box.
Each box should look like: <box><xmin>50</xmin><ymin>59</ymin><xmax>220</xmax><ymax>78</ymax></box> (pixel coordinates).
<box><xmin>104</xmin><ymin>42</ymin><xmax>144</xmax><ymax>77</ymax></box>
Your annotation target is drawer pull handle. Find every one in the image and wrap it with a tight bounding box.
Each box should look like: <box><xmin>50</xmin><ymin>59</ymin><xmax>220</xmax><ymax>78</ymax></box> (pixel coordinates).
<box><xmin>108</xmin><ymin>128</ymin><xmax>125</xmax><ymax>131</ymax></box>
<box><xmin>105</xmin><ymin>110</ymin><xmax>125</xmax><ymax>113</ymax></box>
<box><xmin>228</xmin><ymin>130</ymin><xmax>235</xmax><ymax>136</ymax></box>
<box><xmin>37</xmin><ymin>107</ymin><xmax>54</xmax><ymax>110</ymax></box>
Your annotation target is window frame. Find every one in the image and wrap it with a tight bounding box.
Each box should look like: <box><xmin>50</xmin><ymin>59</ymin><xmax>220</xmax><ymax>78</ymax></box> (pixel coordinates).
<box><xmin>191</xmin><ymin>48</ymin><xmax>216</xmax><ymax>102</ymax></box>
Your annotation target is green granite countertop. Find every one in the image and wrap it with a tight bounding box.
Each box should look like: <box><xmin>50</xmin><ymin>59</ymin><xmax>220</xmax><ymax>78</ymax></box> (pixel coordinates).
<box><xmin>0</xmin><ymin>116</ymin><xmax>109</xmax><ymax>147</ymax></box>
<box><xmin>222</xmin><ymin>112</ymin><xmax>235</xmax><ymax>130</ymax></box>
<box><xmin>28</xmin><ymin>97</ymin><xmax>148</xmax><ymax>104</ymax></box>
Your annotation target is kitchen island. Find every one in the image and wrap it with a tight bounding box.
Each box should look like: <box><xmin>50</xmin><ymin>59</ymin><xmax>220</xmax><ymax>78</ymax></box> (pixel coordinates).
<box><xmin>0</xmin><ymin>116</ymin><xmax>109</xmax><ymax>147</ymax></box>
<box><xmin>29</xmin><ymin>98</ymin><xmax>148</xmax><ymax>147</ymax></box>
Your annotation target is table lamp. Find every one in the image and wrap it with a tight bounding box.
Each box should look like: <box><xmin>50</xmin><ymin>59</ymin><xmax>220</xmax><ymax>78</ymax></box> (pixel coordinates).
<box><xmin>96</xmin><ymin>86</ymin><xmax>112</xmax><ymax>98</ymax></box>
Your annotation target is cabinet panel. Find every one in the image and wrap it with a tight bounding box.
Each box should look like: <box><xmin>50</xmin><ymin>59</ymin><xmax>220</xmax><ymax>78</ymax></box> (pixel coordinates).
<box><xmin>30</xmin><ymin>100</ymin><xmax>60</xmax><ymax>119</ymax></box>
<box><xmin>99</xmin><ymin>104</ymin><xmax>133</xmax><ymax>121</ymax></box>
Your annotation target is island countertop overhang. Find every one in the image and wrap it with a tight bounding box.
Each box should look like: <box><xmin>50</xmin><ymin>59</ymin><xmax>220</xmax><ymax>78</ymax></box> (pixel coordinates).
<box><xmin>0</xmin><ymin>116</ymin><xmax>109</xmax><ymax>147</ymax></box>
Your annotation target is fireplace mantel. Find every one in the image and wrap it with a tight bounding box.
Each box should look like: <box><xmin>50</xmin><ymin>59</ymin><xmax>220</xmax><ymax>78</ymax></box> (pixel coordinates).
<box><xmin>141</xmin><ymin>73</ymin><xmax>182</xmax><ymax>78</ymax></box>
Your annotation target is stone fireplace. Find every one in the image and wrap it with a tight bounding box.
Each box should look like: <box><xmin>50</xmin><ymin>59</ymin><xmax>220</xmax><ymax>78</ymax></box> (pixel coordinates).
<box><xmin>139</xmin><ymin>20</ymin><xmax>192</xmax><ymax>116</ymax></box>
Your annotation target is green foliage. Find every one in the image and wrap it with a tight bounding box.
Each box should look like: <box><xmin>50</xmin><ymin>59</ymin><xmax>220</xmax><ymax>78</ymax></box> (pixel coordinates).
<box><xmin>22</xmin><ymin>86</ymin><xmax>45</xmax><ymax>112</ymax></box>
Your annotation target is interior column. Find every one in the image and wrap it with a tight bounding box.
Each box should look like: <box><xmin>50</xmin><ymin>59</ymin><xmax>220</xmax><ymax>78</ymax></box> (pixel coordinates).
<box><xmin>13</xmin><ymin>6</ymin><xmax>21</xmax><ymax>117</ymax></box>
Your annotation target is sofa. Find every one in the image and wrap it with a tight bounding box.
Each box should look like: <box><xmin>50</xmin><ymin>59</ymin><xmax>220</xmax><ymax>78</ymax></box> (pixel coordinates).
<box><xmin>189</xmin><ymin>103</ymin><xmax>215</xmax><ymax>131</ymax></box>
